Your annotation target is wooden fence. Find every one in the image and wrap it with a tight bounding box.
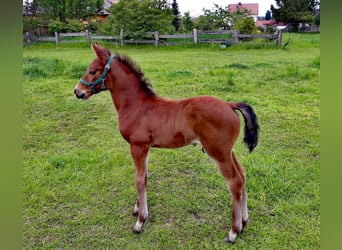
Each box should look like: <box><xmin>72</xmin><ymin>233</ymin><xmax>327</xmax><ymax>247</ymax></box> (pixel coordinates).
<box><xmin>31</xmin><ymin>28</ymin><xmax>283</xmax><ymax>46</ymax></box>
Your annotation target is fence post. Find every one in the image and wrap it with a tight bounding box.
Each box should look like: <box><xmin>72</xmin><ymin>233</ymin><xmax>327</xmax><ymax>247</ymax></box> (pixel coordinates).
<box><xmin>232</xmin><ymin>30</ymin><xmax>239</xmax><ymax>44</ymax></box>
<box><xmin>154</xmin><ymin>31</ymin><xmax>159</xmax><ymax>46</ymax></box>
<box><xmin>276</xmin><ymin>29</ymin><xmax>283</xmax><ymax>45</ymax></box>
<box><xmin>55</xmin><ymin>32</ymin><xmax>59</xmax><ymax>45</ymax></box>
<box><xmin>193</xmin><ymin>29</ymin><xmax>197</xmax><ymax>44</ymax></box>
<box><xmin>24</xmin><ymin>32</ymin><xmax>31</xmax><ymax>44</ymax></box>
<box><xmin>86</xmin><ymin>30</ymin><xmax>91</xmax><ymax>43</ymax></box>
<box><xmin>120</xmin><ymin>29</ymin><xmax>124</xmax><ymax>47</ymax></box>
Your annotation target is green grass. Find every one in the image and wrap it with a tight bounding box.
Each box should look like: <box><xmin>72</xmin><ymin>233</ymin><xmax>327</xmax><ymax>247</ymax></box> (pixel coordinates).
<box><xmin>23</xmin><ymin>33</ymin><xmax>320</xmax><ymax>249</ymax></box>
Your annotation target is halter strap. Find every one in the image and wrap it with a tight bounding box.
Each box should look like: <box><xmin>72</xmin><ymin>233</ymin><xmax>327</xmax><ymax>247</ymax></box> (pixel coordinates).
<box><xmin>79</xmin><ymin>54</ymin><xmax>114</xmax><ymax>94</ymax></box>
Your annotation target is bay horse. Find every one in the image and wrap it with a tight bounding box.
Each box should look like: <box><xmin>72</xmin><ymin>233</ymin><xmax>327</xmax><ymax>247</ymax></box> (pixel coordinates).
<box><xmin>74</xmin><ymin>43</ymin><xmax>259</xmax><ymax>243</ymax></box>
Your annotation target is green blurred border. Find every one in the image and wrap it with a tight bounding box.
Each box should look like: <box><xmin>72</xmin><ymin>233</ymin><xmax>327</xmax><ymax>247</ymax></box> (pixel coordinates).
<box><xmin>0</xmin><ymin>1</ymin><xmax>22</xmax><ymax>249</ymax></box>
<box><xmin>321</xmin><ymin>0</ymin><xmax>342</xmax><ymax>249</ymax></box>
<box><xmin>1</xmin><ymin>0</ymin><xmax>336</xmax><ymax>249</ymax></box>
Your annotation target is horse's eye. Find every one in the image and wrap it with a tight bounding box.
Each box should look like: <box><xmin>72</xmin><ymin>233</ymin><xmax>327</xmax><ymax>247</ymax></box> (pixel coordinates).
<box><xmin>89</xmin><ymin>70</ymin><xmax>96</xmax><ymax>75</ymax></box>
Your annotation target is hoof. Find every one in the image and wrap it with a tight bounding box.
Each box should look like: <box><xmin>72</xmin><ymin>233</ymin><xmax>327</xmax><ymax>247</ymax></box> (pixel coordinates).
<box><xmin>224</xmin><ymin>230</ymin><xmax>238</xmax><ymax>244</ymax></box>
<box><xmin>240</xmin><ymin>219</ymin><xmax>248</xmax><ymax>234</ymax></box>
<box><xmin>132</xmin><ymin>219</ymin><xmax>147</xmax><ymax>234</ymax></box>
<box><xmin>224</xmin><ymin>237</ymin><xmax>235</xmax><ymax>244</ymax></box>
<box><xmin>242</xmin><ymin>219</ymin><xmax>248</xmax><ymax>228</ymax></box>
<box><xmin>132</xmin><ymin>227</ymin><xmax>143</xmax><ymax>234</ymax></box>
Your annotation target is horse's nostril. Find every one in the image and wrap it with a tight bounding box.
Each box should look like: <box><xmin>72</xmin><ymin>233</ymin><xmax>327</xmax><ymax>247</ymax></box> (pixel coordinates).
<box><xmin>75</xmin><ymin>93</ymin><xmax>85</xmax><ymax>99</ymax></box>
<box><xmin>74</xmin><ymin>88</ymin><xmax>86</xmax><ymax>99</ymax></box>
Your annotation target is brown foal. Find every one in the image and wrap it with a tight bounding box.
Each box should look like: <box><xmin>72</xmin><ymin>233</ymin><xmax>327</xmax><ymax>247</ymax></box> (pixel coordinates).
<box><xmin>74</xmin><ymin>43</ymin><xmax>259</xmax><ymax>243</ymax></box>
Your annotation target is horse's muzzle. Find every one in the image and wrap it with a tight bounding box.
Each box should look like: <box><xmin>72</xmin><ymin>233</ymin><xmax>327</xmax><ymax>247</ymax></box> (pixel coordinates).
<box><xmin>74</xmin><ymin>88</ymin><xmax>88</xmax><ymax>99</ymax></box>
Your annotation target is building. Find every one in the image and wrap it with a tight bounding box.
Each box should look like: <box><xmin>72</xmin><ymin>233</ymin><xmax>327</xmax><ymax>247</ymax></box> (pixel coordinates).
<box><xmin>103</xmin><ymin>0</ymin><xmax>119</xmax><ymax>13</ymax></box>
<box><xmin>228</xmin><ymin>2</ymin><xmax>259</xmax><ymax>21</ymax></box>
<box><xmin>98</xmin><ymin>0</ymin><xmax>119</xmax><ymax>18</ymax></box>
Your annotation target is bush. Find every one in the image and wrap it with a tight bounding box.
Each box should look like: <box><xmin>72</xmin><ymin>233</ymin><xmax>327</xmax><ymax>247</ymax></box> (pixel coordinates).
<box><xmin>66</xmin><ymin>19</ymin><xmax>84</xmax><ymax>32</ymax></box>
<box><xmin>234</xmin><ymin>17</ymin><xmax>258</xmax><ymax>41</ymax></box>
<box><xmin>48</xmin><ymin>20</ymin><xmax>67</xmax><ymax>34</ymax></box>
<box><xmin>265</xmin><ymin>25</ymin><xmax>276</xmax><ymax>34</ymax></box>
<box><xmin>23</xmin><ymin>17</ymin><xmax>40</xmax><ymax>33</ymax></box>
<box><xmin>87</xmin><ymin>20</ymin><xmax>100</xmax><ymax>33</ymax></box>
<box><xmin>97</xmin><ymin>19</ymin><xmax>115</xmax><ymax>35</ymax></box>
<box><xmin>234</xmin><ymin>17</ymin><xmax>258</xmax><ymax>34</ymax></box>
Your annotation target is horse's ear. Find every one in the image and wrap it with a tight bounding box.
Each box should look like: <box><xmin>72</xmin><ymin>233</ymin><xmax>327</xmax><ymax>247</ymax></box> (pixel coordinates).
<box><xmin>91</xmin><ymin>43</ymin><xmax>109</xmax><ymax>64</ymax></box>
<box><xmin>91</xmin><ymin>43</ymin><xmax>102</xmax><ymax>58</ymax></box>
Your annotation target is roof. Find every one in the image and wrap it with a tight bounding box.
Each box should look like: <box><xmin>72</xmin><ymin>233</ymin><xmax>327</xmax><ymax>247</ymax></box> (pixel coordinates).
<box><xmin>256</xmin><ymin>19</ymin><xmax>277</xmax><ymax>27</ymax></box>
<box><xmin>104</xmin><ymin>0</ymin><xmax>119</xmax><ymax>9</ymax></box>
<box><xmin>228</xmin><ymin>3</ymin><xmax>259</xmax><ymax>16</ymax></box>
<box><xmin>101</xmin><ymin>0</ymin><xmax>119</xmax><ymax>15</ymax></box>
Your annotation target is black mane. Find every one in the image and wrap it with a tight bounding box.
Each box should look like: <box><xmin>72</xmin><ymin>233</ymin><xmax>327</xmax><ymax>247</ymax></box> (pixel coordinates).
<box><xmin>115</xmin><ymin>52</ymin><xmax>156</xmax><ymax>97</ymax></box>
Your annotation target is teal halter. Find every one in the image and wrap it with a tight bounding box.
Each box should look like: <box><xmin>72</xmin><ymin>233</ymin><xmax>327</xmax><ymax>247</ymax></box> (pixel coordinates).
<box><xmin>79</xmin><ymin>54</ymin><xmax>114</xmax><ymax>94</ymax></box>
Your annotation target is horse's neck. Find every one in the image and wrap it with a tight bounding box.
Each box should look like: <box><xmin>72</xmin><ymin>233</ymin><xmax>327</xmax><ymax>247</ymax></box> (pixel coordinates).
<box><xmin>108</xmin><ymin>74</ymin><xmax>146</xmax><ymax>113</ymax></box>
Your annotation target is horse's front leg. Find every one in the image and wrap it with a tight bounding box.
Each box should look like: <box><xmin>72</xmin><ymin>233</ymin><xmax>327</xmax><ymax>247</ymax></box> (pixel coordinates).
<box><xmin>130</xmin><ymin>144</ymin><xmax>149</xmax><ymax>233</ymax></box>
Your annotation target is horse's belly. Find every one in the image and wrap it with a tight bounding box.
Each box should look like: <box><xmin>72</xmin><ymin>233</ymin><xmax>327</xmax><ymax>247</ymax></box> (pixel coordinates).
<box><xmin>150</xmin><ymin>132</ymin><xmax>196</xmax><ymax>149</ymax></box>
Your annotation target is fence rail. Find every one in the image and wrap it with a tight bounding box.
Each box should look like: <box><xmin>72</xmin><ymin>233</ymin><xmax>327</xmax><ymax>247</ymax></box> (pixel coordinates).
<box><xmin>25</xmin><ymin>28</ymin><xmax>283</xmax><ymax>46</ymax></box>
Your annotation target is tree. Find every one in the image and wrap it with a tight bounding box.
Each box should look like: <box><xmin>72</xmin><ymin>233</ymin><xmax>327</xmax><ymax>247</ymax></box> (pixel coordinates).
<box><xmin>313</xmin><ymin>2</ymin><xmax>320</xmax><ymax>26</ymax></box>
<box><xmin>271</xmin><ymin>0</ymin><xmax>319</xmax><ymax>25</ymax></box>
<box><xmin>265</xmin><ymin>10</ymin><xmax>272</xmax><ymax>20</ymax></box>
<box><xmin>37</xmin><ymin>0</ymin><xmax>67</xmax><ymax>22</ymax></box>
<box><xmin>23</xmin><ymin>0</ymin><xmax>41</xmax><ymax>33</ymax></box>
<box><xmin>182</xmin><ymin>12</ymin><xmax>194</xmax><ymax>32</ymax></box>
<box><xmin>23</xmin><ymin>0</ymin><xmax>40</xmax><ymax>17</ymax></box>
<box><xmin>195</xmin><ymin>9</ymin><xmax>217</xmax><ymax>30</ymax></box>
<box><xmin>233</xmin><ymin>16</ymin><xmax>258</xmax><ymax>37</ymax></box>
<box><xmin>37</xmin><ymin>0</ymin><xmax>103</xmax><ymax>22</ymax></box>
<box><xmin>314</xmin><ymin>12</ymin><xmax>320</xmax><ymax>25</ymax></box>
<box><xmin>66</xmin><ymin>0</ymin><xmax>103</xmax><ymax>19</ymax></box>
<box><xmin>107</xmin><ymin>0</ymin><xmax>174</xmax><ymax>38</ymax></box>
<box><xmin>48</xmin><ymin>20</ymin><xmax>67</xmax><ymax>33</ymax></box>
<box><xmin>171</xmin><ymin>0</ymin><xmax>181</xmax><ymax>31</ymax></box>
<box><xmin>196</xmin><ymin>3</ymin><xmax>250</xmax><ymax>30</ymax></box>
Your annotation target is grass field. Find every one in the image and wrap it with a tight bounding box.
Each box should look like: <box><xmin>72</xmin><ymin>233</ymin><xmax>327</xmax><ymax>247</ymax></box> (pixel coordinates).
<box><xmin>23</xmin><ymin>33</ymin><xmax>320</xmax><ymax>249</ymax></box>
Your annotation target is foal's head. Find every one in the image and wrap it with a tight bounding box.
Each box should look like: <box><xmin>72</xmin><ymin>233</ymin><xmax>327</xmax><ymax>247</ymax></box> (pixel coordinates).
<box><xmin>74</xmin><ymin>43</ymin><xmax>112</xmax><ymax>99</ymax></box>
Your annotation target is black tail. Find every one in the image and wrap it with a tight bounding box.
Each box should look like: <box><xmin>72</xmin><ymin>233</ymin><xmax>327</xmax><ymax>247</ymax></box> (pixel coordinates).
<box><xmin>231</xmin><ymin>102</ymin><xmax>259</xmax><ymax>152</ymax></box>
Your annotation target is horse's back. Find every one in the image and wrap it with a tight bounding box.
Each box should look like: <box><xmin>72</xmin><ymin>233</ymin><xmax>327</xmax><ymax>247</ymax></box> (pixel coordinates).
<box><xmin>182</xmin><ymin>96</ymin><xmax>241</xmax><ymax>150</ymax></box>
<box><xmin>184</xmin><ymin>96</ymin><xmax>240</xmax><ymax>129</ymax></box>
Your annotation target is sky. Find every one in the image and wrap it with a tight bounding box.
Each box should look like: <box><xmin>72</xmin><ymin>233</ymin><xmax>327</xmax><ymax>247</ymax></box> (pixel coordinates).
<box><xmin>23</xmin><ymin>0</ymin><xmax>276</xmax><ymax>18</ymax></box>
<box><xmin>176</xmin><ymin>0</ymin><xmax>276</xmax><ymax>17</ymax></box>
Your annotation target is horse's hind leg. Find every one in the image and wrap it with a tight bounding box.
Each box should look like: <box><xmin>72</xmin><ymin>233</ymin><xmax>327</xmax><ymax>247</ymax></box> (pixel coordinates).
<box><xmin>232</xmin><ymin>152</ymin><xmax>248</xmax><ymax>230</ymax></box>
<box><xmin>205</xmin><ymin>148</ymin><xmax>244</xmax><ymax>243</ymax></box>
<box><xmin>218</xmin><ymin>157</ymin><xmax>244</xmax><ymax>243</ymax></box>
<box><xmin>132</xmin><ymin>199</ymin><xmax>139</xmax><ymax>216</ymax></box>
